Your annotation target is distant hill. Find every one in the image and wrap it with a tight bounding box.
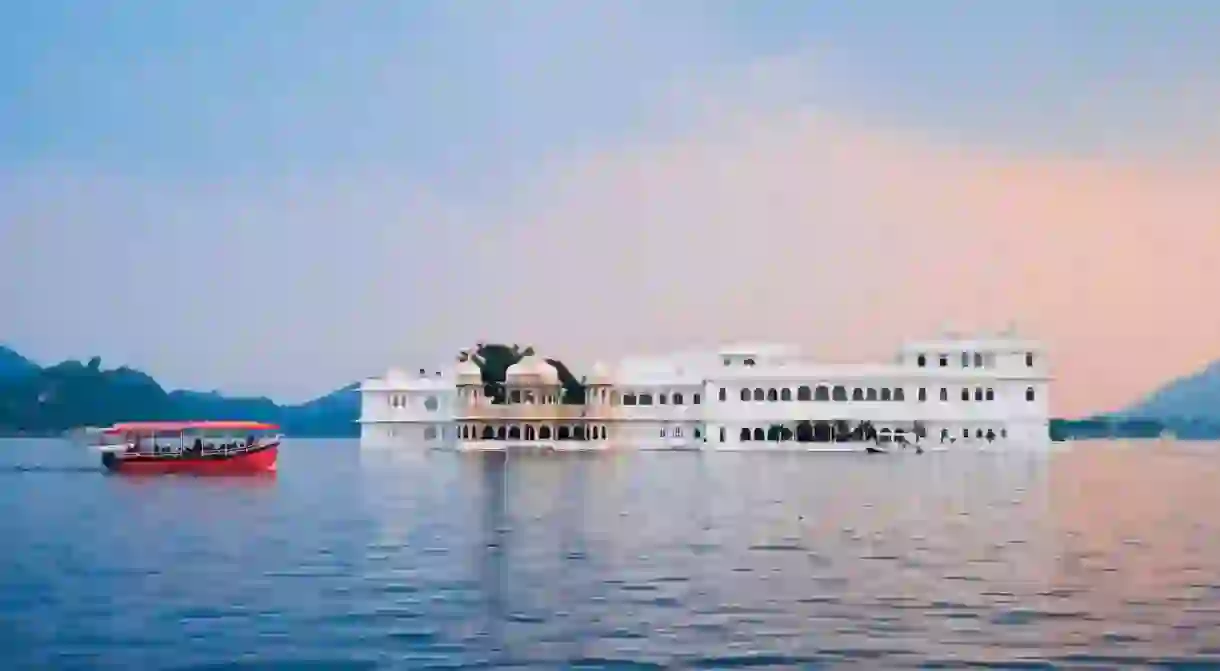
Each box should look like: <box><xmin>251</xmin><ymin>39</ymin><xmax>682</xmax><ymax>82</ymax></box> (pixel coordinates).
<box><xmin>1112</xmin><ymin>360</ymin><xmax>1220</xmax><ymax>439</ymax></box>
<box><xmin>0</xmin><ymin>348</ymin><xmax>359</xmax><ymax>437</ymax></box>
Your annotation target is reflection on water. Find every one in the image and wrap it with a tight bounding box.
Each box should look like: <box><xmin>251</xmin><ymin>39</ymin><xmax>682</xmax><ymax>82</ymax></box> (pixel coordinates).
<box><xmin>2</xmin><ymin>439</ymin><xmax>1220</xmax><ymax>667</ymax></box>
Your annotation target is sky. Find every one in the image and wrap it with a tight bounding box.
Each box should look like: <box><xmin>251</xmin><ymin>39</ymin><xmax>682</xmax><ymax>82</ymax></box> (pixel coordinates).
<box><xmin>2</xmin><ymin>1</ymin><xmax>1219</xmax><ymax>415</ymax></box>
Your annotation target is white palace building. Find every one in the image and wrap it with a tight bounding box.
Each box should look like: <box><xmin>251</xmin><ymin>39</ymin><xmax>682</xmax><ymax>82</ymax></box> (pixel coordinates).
<box><xmin>358</xmin><ymin>329</ymin><xmax>1051</xmax><ymax>451</ymax></box>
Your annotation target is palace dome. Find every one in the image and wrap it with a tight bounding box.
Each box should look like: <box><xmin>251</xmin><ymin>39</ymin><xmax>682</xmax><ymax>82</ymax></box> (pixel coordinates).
<box><xmin>506</xmin><ymin>355</ymin><xmax>560</xmax><ymax>385</ymax></box>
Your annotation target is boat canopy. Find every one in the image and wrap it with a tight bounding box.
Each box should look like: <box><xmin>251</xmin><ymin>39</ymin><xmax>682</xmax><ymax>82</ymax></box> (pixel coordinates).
<box><xmin>103</xmin><ymin>421</ymin><xmax>280</xmax><ymax>435</ymax></box>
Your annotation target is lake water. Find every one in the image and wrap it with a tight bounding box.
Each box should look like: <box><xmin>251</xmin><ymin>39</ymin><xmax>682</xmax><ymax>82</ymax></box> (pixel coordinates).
<box><xmin>3</xmin><ymin>440</ymin><xmax>1220</xmax><ymax>669</ymax></box>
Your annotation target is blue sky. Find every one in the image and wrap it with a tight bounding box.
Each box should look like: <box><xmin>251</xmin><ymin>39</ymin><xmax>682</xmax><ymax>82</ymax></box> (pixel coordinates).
<box><xmin>2</xmin><ymin>1</ymin><xmax>1218</xmax><ymax>410</ymax></box>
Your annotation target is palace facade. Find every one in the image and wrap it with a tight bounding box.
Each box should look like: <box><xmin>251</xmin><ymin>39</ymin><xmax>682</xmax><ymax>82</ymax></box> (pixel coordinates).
<box><xmin>358</xmin><ymin>330</ymin><xmax>1052</xmax><ymax>451</ymax></box>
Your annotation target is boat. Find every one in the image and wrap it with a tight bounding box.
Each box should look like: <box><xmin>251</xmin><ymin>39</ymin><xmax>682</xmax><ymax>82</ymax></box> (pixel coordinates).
<box><xmin>92</xmin><ymin>421</ymin><xmax>281</xmax><ymax>475</ymax></box>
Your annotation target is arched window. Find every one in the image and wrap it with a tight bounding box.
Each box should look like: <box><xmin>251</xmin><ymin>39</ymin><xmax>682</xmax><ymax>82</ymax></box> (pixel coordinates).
<box><xmin>740</xmin><ymin>427</ymin><xmax>751</xmax><ymax>441</ymax></box>
<box><xmin>973</xmin><ymin>352</ymin><xmax>983</xmax><ymax>368</ymax></box>
<box><xmin>496</xmin><ymin>426</ymin><xmax>507</xmax><ymax>440</ymax></box>
<box><xmin>917</xmin><ymin>354</ymin><xmax>927</xmax><ymax>367</ymax></box>
<box><xmin>894</xmin><ymin>388</ymin><xmax>905</xmax><ymax>401</ymax></box>
<box><xmin>752</xmin><ymin>427</ymin><xmax>764</xmax><ymax>441</ymax></box>
<box><xmin>851</xmin><ymin>388</ymin><xmax>864</xmax><ymax>401</ymax></box>
<box><xmin>557</xmin><ymin>426</ymin><xmax>571</xmax><ymax>440</ymax></box>
<box><xmin>482</xmin><ymin>425</ymin><xmax>495</xmax><ymax>440</ymax></box>
<box><xmin>525</xmin><ymin>425</ymin><xmax>536</xmax><ymax>441</ymax></box>
<box><xmin>657</xmin><ymin>393</ymin><xmax>667</xmax><ymax>405</ymax></box>
<box><xmin>880</xmin><ymin>388</ymin><xmax>892</xmax><ymax>402</ymax></box>
<box><xmin>672</xmin><ymin>392</ymin><xmax>684</xmax><ymax>405</ymax></box>
<box><xmin>815</xmin><ymin>386</ymin><xmax>830</xmax><ymax>401</ymax></box>
<box><xmin>939</xmin><ymin>387</ymin><xmax>948</xmax><ymax>402</ymax></box>
<box><xmin>918</xmin><ymin>387</ymin><xmax>927</xmax><ymax>402</ymax></box>
<box><xmin>693</xmin><ymin>393</ymin><xmax>701</xmax><ymax>404</ymax></box>
<box><xmin>766</xmin><ymin>388</ymin><xmax>778</xmax><ymax>402</ymax></box>
<box><xmin>753</xmin><ymin>388</ymin><xmax>764</xmax><ymax>402</ymax></box>
<box><xmin>780</xmin><ymin>388</ymin><xmax>792</xmax><ymax>402</ymax></box>
<box><xmin>539</xmin><ymin>425</ymin><xmax>552</xmax><ymax>440</ymax></box>
<box><xmin>510</xmin><ymin>389</ymin><xmax>521</xmax><ymax>404</ymax></box>
<box><xmin>1026</xmin><ymin>386</ymin><xmax>1036</xmax><ymax>402</ymax></box>
<box><xmin>866</xmin><ymin>388</ymin><xmax>878</xmax><ymax>401</ymax></box>
<box><xmin>832</xmin><ymin>386</ymin><xmax>848</xmax><ymax>401</ymax></box>
<box><xmin>797</xmin><ymin>385</ymin><xmax>812</xmax><ymax>401</ymax></box>
<box><xmin>961</xmin><ymin>388</ymin><xmax>970</xmax><ymax>402</ymax></box>
<box><xmin>985</xmin><ymin>388</ymin><xmax>995</xmax><ymax>401</ymax></box>
<box><xmin>1026</xmin><ymin>352</ymin><xmax>1035</xmax><ymax>367</ymax></box>
<box><xmin>508</xmin><ymin>425</ymin><xmax>521</xmax><ymax>440</ymax></box>
<box><xmin>974</xmin><ymin>387</ymin><xmax>983</xmax><ymax>401</ymax></box>
<box><xmin>961</xmin><ymin>352</ymin><xmax>970</xmax><ymax>367</ymax></box>
<box><xmin>719</xmin><ymin>388</ymin><xmax>727</xmax><ymax>402</ymax></box>
<box><xmin>740</xmin><ymin>388</ymin><xmax>750</xmax><ymax>402</ymax></box>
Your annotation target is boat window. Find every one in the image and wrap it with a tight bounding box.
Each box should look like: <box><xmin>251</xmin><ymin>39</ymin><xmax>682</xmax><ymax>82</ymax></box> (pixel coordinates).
<box><xmin>939</xmin><ymin>354</ymin><xmax>948</xmax><ymax>367</ymax></box>
<box><xmin>752</xmin><ymin>388</ymin><xmax>764</xmax><ymax>402</ymax></box>
<box><xmin>424</xmin><ymin>396</ymin><xmax>438</xmax><ymax>411</ymax></box>
<box><xmin>766</xmin><ymin>388</ymin><xmax>778</xmax><ymax>402</ymax></box>
<box><xmin>752</xmin><ymin>427</ymin><xmax>764</xmax><ymax>441</ymax></box>
<box><xmin>866</xmin><ymin>388</ymin><xmax>878</xmax><ymax>401</ymax></box>
<box><xmin>740</xmin><ymin>428</ymin><xmax>751</xmax><ymax>441</ymax></box>
<box><xmin>961</xmin><ymin>388</ymin><xmax>970</xmax><ymax>402</ymax></box>
<box><xmin>744</xmin><ymin>358</ymin><xmax>756</xmax><ymax>366</ymax></box>
<box><xmin>657</xmin><ymin>393</ymin><xmax>667</xmax><ymax>405</ymax></box>
<box><xmin>985</xmin><ymin>388</ymin><xmax>995</xmax><ymax>401</ymax></box>
<box><xmin>780</xmin><ymin>388</ymin><xmax>792</xmax><ymax>402</ymax></box>
<box><xmin>831</xmin><ymin>386</ymin><xmax>847</xmax><ymax>402</ymax></box>
<box><xmin>1026</xmin><ymin>352</ymin><xmax>1035</xmax><ymax>367</ymax></box>
<box><xmin>918</xmin><ymin>387</ymin><xmax>927</xmax><ymax>402</ymax></box>
<box><xmin>961</xmin><ymin>352</ymin><xmax>970</xmax><ymax>367</ymax></box>
<box><xmin>509</xmin><ymin>389</ymin><xmax>522</xmax><ymax>404</ymax></box>
<box><xmin>940</xmin><ymin>387</ymin><xmax>948</xmax><ymax>402</ymax></box>
<box><xmin>672</xmin><ymin>392</ymin><xmax>683</xmax><ymax>405</ymax></box>
<box><xmin>894</xmin><ymin>388</ymin><xmax>905</xmax><ymax>402</ymax></box>
<box><xmin>1026</xmin><ymin>387</ymin><xmax>1036</xmax><ymax>402</ymax></box>
<box><xmin>797</xmin><ymin>385</ymin><xmax>812</xmax><ymax>401</ymax></box>
<box><xmin>815</xmin><ymin>386</ymin><xmax>830</xmax><ymax>402</ymax></box>
<box><xmin>740</xmin><ymin>388</ymin><xmax>750</xmax><ymax>402</ymax></box>
<box><xmin>973</xmin><ymin>352</ymin><xmax>984</xmax><ymax>368</ymax></box>
<box><xmin>719</xmin><ymin>388</ymin><xmax>727</xmax><ymax>402</ymax></box>
<box><xmin>623</xmin><ymin>393</ymin><xmax>637</xmax><ymax>406</ymax></box>
<box><xmin>852</xmin><ymin>388</ymin><xmax>864</xmax><ymax>401</ymax></box>
<box><xmin>424</xmin><ymin>425</ymin><xmax>438</xmax><ymax>440</ymax></box>
<box><xmin>974</xmin><ymin>387</ymin><xmax>983</xmax><ymax>401</ymax></box>
<box><xmin>693</xmin><ymin>393</ymin><xmax>701</xmax><ymax>404</ymax></box>
<box><xmin>880</xmin><ymin>388</ymin><xmax>892</xmax><ymax>402</ymax></box>
<box><xmin>916</xmin><ymin>354</ymin><xmax>927</xmax><ymax>367</ymax></box>
<box><xmin>638</xmin><ymin>393</ymin><xmax>653</xmax><ymax>405</ymax></box>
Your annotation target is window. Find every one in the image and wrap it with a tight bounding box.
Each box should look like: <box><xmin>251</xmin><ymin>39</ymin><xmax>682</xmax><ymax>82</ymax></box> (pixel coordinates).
<box><xmin>753</xmin><ymin>428</ymin><xmax>764</xmax><ymax>441</ymax></box>
<box><xmin>673</xmin><ymin>426</ymin><xmax>683</xmax><ymax>438</ymax></box>
<box><xmin>1001</xmin><ymin>428</ymin><xmax>1008</xmax><ymax>439</ymax></box>
<box><xmin>508</xmin><ymin>426</ymin><xmax>521</xmax><ymax>440</ymax></box>
<box><xmin>917</xmin><ymin>354</ymin><xmax>927</xmax><ymax>367</ymax></box>
<box><xmin>894</xmin><ymin>388</ymin><xmax>905</xmax><ymax>402</ymax></box>
<box><xmin>539</xmin><ymin>425</ymin><xmax>552</xmax><ymax>440</ymax></box>
<box><xmin>961</xmin><ymin>388</ymin><xmax>970</xmax><ymax>402</ymax></box>
<box><xmin>939</xmin><ymin>387</ymin><xmax>948</xmax><ymax>402</ymax></box>
<box><xmin>852</xmin><ymin>388</ymin><xmax>864</xmax><ymax>401</ymax></box>
<box><xmin>659</xmin><ymin>427</ymin><xmax>667</xmax><ymax>438</ymax></box>
<box><xmin>939</xmin><ymin>354</ymin><xmax>948</xmax><ymax>367</ymax></box>
<box><xmin>815</xmin><ymin>386</ymin><xmax>830</xmax><ymax>401</ymax></box>
<box><xmin>694</xmin><ymin>427</ymin><xmax>701</xmax><ymax>439</ymax></box>
<box><xmin>985</xmin><ymin>388</ymin><xmax>994</xmax><ymax>401</ymax></box>
<box><xmin>510</xmin><ymin>390</ymin><xmax>521</xmax><ymax>404</ymax></box>
<box><xmin>424</xmin><ymin>425</ymin><xmax>437</xmax><ymax>440</ymax></box>
<box><xmin>744</xmin><ymin>358</ymin><xmax>756</xmax><ymax>366</ymax></box>
<box><xmin>973</xmin><ymin>352</ymin><xmax>983</xmax><ymax>368</ymax></box>
<box><xmin>880</xmin><ymin>388</ymin><xmax>891</xmax><ymax>402</ymax></box>
<box><xmin>832</xmin><ymin>386</ymin><xmax>848</xmax><ymax>401</ymax></box>
<box><xmin>719</xmin><ymin>388</ymin><xmax>727</xmax><ymax>402</ymax></box>
<box><xmin>693</xmin><ymin>393</ymin><xmax>701</xmax><ymax>404</ymax></box>
<box><xmin>866</xmin><ymin>388</ymin><xmax>878</xmax><ymax>401</ymax></box>
<box><xmin>723</xmin><ymin>357</ymin><xmax>731</xmax><ymax>366</ymax></box>
<box><xmin>623</xmin><ymin>393</ymin><xmax>637</xmax><ymax>406</ymax></box>
<box><xmin>740</xmin><ymin>428</ymin><xmax>751</xmax><ymax>441</ymax></box>
<box><xmin>658</xmin><ymin>393</ymin><xmax>667</xmax><ymax>405</ymax></box>
<box><xmin>523</xmin><ymin>391</ymin><xmax>535</xmax><ymax>404</ymax></box>
<box><xmin>753</xmin><ymin>388</ymin><xmax>764</xmax><ymax>402</ymax></box>
<box><xmin>1026</xmin><ymin>387</ymin><xmax>1035</xmax><ymax>402</ymax></box>
<box><xmin>976</xmin><ymin>428</ymin><xmax>984</xmax><ymax>439</ymax></box>
<box><xmin>672</xmin><ymin>392</ymin><xmax>684</xmax><ymax>405</ymax></box>
<box><xmin>961</xmin><ymin>352</ymin><xmax>970</xmax><ymax>367</ymax></box>
<box><xmin>1026</xmin><ymin>352</ymin><xmax>1034</xmax><ymax>367</ymax></box>
<box><xmin>797</xmin><ymin>385</ymin><xmax>812</xmax><ymax>401</ymax></box>
<box><xmin>963</xmin><ymin>428</ymin><xmax>969</xmax><ymax>438</ymax></box>
<box><xmin>424</xmin><ymin>396</ymin><xmax>438</xmax><ymax>411</ymax></box>
<box><xmin>740</xmin><ymin>388</ymin><xmax>750</xmax><ymax>402</ymax></box>
<box><xmin>780</xmin><ymin>388</ymin><xmax>792</xmax><ymax>402</ymax></box>
<box><xmin>918</xmin><ymin>387</ymin><xmax>927</xmax><ymax>402</ymax></box>
<box><xmin>720</xmin><ymin>427</ymin><xmax>726</xmax><ymax>442</ymax></box>
<box><xmin>974</xmin><ymin>387</ymin><xmax>983</xmax><ymax>401</ymax></box>
<box><xmin>766</xmin><ymin>388</ymin><xmax>778</xmax><ymax>402</ymax></box>
<box><xmin>639</xmin><ymin>393</ymin><xmax>654</xmax><ymax>406</ymax></box>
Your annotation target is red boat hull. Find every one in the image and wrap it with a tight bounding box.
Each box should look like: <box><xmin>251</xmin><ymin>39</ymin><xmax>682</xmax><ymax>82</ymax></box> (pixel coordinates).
<box><xmin>102</xmin><ymin>442</ymin><xmax>279</xmax><ymax>475</ymax></box>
